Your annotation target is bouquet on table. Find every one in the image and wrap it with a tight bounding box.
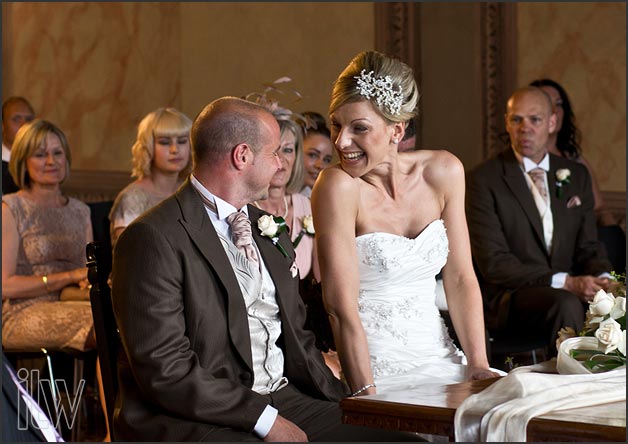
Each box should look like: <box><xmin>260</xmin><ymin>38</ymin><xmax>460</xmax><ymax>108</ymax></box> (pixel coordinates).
<box><xmin>556</xmin><ymin>272</ymin><xmax>626</xmax><ymax>374</ymax></box>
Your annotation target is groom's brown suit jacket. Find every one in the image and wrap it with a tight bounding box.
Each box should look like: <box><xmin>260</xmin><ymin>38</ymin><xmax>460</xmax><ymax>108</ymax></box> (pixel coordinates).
<box><xmin>111</xmin><ymin>180</ymin><xmax>347</xmax><ymax>441</ymax></box>
<box><xmin>466</xmin><ymin>149</ymin><xmax>611</xmax><ymax>325</ymax></box>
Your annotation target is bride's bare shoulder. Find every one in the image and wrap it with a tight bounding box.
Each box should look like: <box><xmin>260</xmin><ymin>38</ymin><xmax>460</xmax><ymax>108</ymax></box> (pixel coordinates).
<box><xmin>312</xmin><ymin>165</ymin><xmax>359</xmax><ymax>198</ymax></box>
<box><xmin>412</xmin><ymin>149</ymin><xmax>465</xmax><ymax>183</ymax></box>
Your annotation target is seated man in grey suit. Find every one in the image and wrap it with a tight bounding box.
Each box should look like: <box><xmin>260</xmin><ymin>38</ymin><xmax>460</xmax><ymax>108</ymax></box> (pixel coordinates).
<box><xmin>466</xmin><ymin>86</ymin><xmax>612</xmax><ymax>356</ymax></box>
<box><xmin>111</xmin><ymin>97</ymin><xmax>419</xmax><ymax>441</ymax></box>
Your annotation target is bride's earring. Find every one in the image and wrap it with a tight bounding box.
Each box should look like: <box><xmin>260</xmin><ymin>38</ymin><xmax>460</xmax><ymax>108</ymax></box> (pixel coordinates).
<box><xmin>392</xmin><ymin>138</ymin><xmax>399</xmax><ymax>144</ymax></box>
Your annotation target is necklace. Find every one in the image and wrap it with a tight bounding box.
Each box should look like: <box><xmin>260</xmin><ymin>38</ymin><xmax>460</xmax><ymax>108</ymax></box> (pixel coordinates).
<box><xmin>254</xmin><ymin>194</ymin><xmax>289</xmax><ymax>219</ymax></box>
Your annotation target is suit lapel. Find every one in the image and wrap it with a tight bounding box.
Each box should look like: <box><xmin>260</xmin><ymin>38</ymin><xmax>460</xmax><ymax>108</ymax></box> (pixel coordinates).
<box><xmin>248</xmin><ymin>206</ymin><xmax>297</xmax><ymax>332</ymax></box>
<box><xmin>176</xmin><ymin>181</ymin><xmax>253</xmax><ymax>371</ymax></box>
<box><xmin>501</xmin><ymin>150</ymin><xmax>547</xmax><ymax>252</ymax></box>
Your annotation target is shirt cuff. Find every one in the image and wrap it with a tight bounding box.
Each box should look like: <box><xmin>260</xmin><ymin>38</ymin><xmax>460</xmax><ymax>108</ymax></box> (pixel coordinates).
<box><xmin>552</xmin><ymin>272</ymin><xmax>568</xmax><ymax>289</ymax></box>
<box><xmin>253</xmin><ymin>405</ymin><xmax>278</xmax><ymax>439</ymax></box>
<box><xmin>598</xmin><ymin>272</ymin><xmax>614</xmax><ymax>280</ymax></box>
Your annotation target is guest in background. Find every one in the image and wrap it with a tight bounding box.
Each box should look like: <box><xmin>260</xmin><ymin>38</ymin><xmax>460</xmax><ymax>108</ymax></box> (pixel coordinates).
<box><xmin>109</xmin><ymin>107</ymin><xmax>192</xmax><ymax>248</ymax></box>
<box><xmin>2</xmin><ymin>119</ymin><xmax>111</xmax><ymax>440</ymax></box>
<box><xmin>397</xmin><ymin>117</ymin><xmax>417</xmax><ymax>152</ymax></box>
<box><xmin>300</xmin><ymin>111</ymin><xmax>333</xmax><ymax>198</ymax></box>
<box><xmin>466</xmin><ymin>86</ymin><xmax>612</xmax><ymax>356</ymax></box>
<box><xmin>2</xmin><ymin>97</ymin><xmax>35</xmax><ymax>194</ymax></box>
<box><xmin>251</xmin><ymin>108</ymin><xmax>320</xmax><ymax>282</ymax></box>
<box><xmin>2</xmin><ymin>119</ymin><xmax>94</xmax><ymax>351</ymax></box>
<box><xmin>529</xmin><ymin>78</ymin><xmax>615</xmax><ymax>226</ymax></box>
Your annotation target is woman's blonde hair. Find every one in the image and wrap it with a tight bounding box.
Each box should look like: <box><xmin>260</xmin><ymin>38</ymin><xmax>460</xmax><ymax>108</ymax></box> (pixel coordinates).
<box><xmin>131</xmin><ymin>107</ymin><xmax>193</xmax><ymax>179</ymax></box>
<box><xmin>329</xmin><ymin>51</ymin><xmax>419</xmax><ymax>123</ymax></box>
<box><xmin>9</xmin><ymin>119</ymin><xmax>71</xmax><ymax>189</ymax></box>
<box><xmin>277</xmin><ymin>117</ymin><xmax>305</xmax><ymax>194</ymax></box>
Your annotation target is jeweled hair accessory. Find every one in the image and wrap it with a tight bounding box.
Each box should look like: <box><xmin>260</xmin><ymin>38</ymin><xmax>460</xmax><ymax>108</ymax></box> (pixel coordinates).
<box><xmin>354</xmin><ymin>69</ymin><xmax>404</xmax><ymax>115</ymax></box>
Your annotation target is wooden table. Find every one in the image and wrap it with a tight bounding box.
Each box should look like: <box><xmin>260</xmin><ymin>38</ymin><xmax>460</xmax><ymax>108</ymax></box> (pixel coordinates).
<box><xmin>341</xmin><ymin>377</ymin><xmax>626</xmax><ymax>442</ymax></box>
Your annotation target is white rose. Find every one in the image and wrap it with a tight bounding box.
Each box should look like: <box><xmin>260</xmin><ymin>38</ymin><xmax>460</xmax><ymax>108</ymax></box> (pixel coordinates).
<box><xmin>302</xmin><ymin>215</ymin><xmax>315</xmax><ymax>234</ymax></box>
<box><xmin>589</xmin><ymin>289</ymin><xmax>615</xmax><ymax>316</ymax></box>
<box><xmin>595</xmin><ymin>317</ymin><xmax>624</xmax><ymax>353</ymax></box>
<box><xmin>556</xmin><ymin>168</ymin><xmax>571</xmax><ymax>181</ymax></box>
<box><xmin>258</xmin><ymin>215</ymin><xmax>279</xmax><ymax>237</ymax></box>
<box><xmin>610</xmin><ymin>296</ymin><xmax>626</xmax><ymax>320</ymax></box>
<box><xmin>618</xmin><ymin>330</ymin><xmax>626</xmax><ymax>356</ymax></box>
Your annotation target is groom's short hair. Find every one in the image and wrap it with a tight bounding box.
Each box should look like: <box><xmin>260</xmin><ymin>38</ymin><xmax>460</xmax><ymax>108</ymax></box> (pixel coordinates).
<box><xmin>191</xmin><ymin>97</ymin><xmax>271</xmax><ymax>165</ymax></box>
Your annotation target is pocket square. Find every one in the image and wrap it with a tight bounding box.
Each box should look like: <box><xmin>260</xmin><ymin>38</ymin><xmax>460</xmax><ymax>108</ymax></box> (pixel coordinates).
<box><xmin>289</xmin><ymin>261</ymin><xmax>299</xmax><ymax>278</ymax></box>
<box><xmin>567</xmin><ymin>195</ymin><xmax>581</xmax><ymax>208</ymax></box>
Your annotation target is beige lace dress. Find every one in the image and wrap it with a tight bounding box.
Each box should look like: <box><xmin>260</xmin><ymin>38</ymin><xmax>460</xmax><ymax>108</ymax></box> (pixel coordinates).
<box><xmin>2</xmin><ymin>193</ymin><xmax>94</xmax><ymax>351</ymax></box>
<box><xmin>109</xmin><ymin>182</ymin><xmax>169</xmax><ymax>248</ymax></box>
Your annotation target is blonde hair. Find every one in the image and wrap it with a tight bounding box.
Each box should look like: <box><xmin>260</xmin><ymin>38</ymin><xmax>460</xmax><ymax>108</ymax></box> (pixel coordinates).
<box><xmin>9</xmin><ymin>119</ymin><xmax>71</xmax><ymax>189</ymax></box>
<box><xmin>277</xmin><ymin>118</ymin><xmax>305</xmax><ymax>194</ymax></box>
<box><xmin>131</xmin><ymin>107</ymin><xmax>193</xmax><ymax>179</ymax></box>
<box><xmin>330</xmin><ymin>51</ymin><xmax>419</xmax><ymax>123</ymax></box>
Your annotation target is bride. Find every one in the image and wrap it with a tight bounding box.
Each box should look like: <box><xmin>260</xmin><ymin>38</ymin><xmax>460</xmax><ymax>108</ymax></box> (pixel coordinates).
<box><xmin>312</xmin><ymin>51</ymin><xmax>501</xmax><ymax>397</ymax></box>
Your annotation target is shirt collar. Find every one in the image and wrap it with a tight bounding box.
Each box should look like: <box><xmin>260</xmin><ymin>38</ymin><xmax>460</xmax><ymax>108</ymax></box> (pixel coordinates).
<box><xmin>512</xmin><ymin>148</ymin><xmax>550</xmax><ymax>173</ymax></box>
<box><xmin>190</xmin><ymin>174</ymin><xmax>249</xmax><ymax>219</ymax></box>
<box><xmin>2</xmin><ymin>143</ymin><xmax>11</xmax><ymax>162</ymax></box>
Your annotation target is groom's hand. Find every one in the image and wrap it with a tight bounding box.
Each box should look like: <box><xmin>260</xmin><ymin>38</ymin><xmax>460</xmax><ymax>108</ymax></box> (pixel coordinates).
<box><xmin>264</xmin><ymin>414</ymin><xmax>308</xmax><ymax>442</ymax></box>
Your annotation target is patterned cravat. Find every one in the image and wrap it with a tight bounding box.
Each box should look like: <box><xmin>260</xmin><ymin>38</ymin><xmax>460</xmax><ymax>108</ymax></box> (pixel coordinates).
<box><xmin>227</xmin><ymin>211</ymin><xmax>260</xmax><ymax>268</ymax></box>
<box><xmin>528</xmin><ymin>168</ymin><xmax>548</xmax><ymax>202</ymax></box>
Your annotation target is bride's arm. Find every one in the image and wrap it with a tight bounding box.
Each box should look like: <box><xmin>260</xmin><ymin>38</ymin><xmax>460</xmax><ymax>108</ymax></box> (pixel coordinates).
<box><xmin>311</xmin><ymin>167</ymin><xmax>376</xmax><ymax>395</ymax></box>
<box><xmin>432</xmin><ymin>152</ymin><xmax>497</xmax><ymax>380</ymax></box>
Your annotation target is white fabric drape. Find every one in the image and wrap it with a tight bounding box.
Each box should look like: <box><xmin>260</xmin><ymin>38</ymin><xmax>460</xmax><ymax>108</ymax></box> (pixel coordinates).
<box><xmin>454</xmin><ymin>360</ymin><xmax>626</xmax><ymax>442</ymax></box>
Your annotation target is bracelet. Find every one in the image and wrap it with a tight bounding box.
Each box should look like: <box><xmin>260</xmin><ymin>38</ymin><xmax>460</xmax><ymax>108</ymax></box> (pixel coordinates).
<box><xmin>351</xmin><ymin>383</ymin><xmax>376</xmax><ymax>397</ymax></box>
<box><xmin>42</xmin><ymin>275</ymin><xmax>51</xmax><ymax>293</ymax></box>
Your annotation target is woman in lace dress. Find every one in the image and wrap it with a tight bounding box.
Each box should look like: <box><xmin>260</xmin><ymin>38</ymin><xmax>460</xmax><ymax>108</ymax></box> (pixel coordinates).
<box><xmin>2</xmin><ymin>119</ymin><xmax>94</xmax><ymax>351</ymax></box>
<box><xmin>109</xmin><ymin>108</ymin><xmax>192</xmax><ymax>248</ymax></box>
<box><xmin>312</xmin><ymin>51</ymin><xmax>500</xmax><ymax>397</ymax></box>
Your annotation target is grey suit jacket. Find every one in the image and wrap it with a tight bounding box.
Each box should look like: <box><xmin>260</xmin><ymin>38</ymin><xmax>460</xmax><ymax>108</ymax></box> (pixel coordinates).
<box><xmin>466</xmin><ymin>149</ymin><xmax>611</xmax><ymax>320</ymax></box>
<box><xmin>111</xmin><ymin>180</ymin><xmax>347</xmax><ymax>441</ymax></box>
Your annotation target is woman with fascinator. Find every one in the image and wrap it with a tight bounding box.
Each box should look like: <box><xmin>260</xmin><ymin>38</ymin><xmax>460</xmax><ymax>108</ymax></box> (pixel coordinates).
<box><xmin>312</xmin><ymin>51</ymin><xmax>502</xmax><ymax>398</ymax></box>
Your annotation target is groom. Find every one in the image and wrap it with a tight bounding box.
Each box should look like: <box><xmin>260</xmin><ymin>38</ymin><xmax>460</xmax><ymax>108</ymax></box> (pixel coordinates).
<box><xmin>111</xmin><ymin>97</ymin><xmax>417</xmax><ymax>441</ymax></box>
<box><xmin>466</xmin><ymin>86</ymin><xmax>612</xmax><ymax>356</ymax></box>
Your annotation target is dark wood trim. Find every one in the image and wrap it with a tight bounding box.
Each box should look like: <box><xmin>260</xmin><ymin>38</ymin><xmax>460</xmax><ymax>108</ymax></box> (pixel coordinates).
<box><xmin>480</xmin><ymin>2</ymin><xmax>518</xmax><ymax>159</ymax></box>
<box><xmin>61</xmin><ymin>169</ymin><xmax>132</xmax><ymax>203</ymax></box>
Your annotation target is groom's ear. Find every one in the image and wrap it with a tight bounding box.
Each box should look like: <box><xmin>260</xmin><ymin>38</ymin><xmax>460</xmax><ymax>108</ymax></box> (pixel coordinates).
<box><xmin>232</xmin><ymin>143</ymin><xmax>252</xmax><ymax>170</ymax></box>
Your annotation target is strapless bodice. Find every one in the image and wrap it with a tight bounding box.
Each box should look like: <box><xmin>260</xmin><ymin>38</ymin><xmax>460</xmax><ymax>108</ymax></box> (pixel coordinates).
<box><xmin>355</xmin><ymin>219</ymin><xmax>467</xmax><ymax>390</ymax></box>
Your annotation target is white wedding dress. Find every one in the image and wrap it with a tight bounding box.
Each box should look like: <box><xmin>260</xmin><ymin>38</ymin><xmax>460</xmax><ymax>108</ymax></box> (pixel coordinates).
<box><xmin>356</xmin><ymin>219</ymin><xmax>469</xmax><ymax>393</ymax></box>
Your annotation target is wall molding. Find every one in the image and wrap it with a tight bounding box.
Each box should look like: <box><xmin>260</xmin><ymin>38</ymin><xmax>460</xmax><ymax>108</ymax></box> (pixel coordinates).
<box><xmin>480</xmin><ymin>2</ymin><xmax>517</xmax><ymax>159</ymax></box>
<box><xmin>62</xmin><ymin>169</ymin><xmax>132</xmax><ymax>203</ymax></box>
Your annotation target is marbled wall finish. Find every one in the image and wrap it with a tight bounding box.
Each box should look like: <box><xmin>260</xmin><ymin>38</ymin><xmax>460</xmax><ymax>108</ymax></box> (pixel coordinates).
<box><xmin>2</xmin><ymin>2</ymin><xmax>374</xmax><ymax>173</ymax></box>
<box><xmin>3</xmin><ymin>2</ymin><xmax>183</xmax><ymax>172</ymax></box>
<box><xmin>517</xmin><ymin>2</ymin><xmax>626</xmax><ymax>192</ymax></box>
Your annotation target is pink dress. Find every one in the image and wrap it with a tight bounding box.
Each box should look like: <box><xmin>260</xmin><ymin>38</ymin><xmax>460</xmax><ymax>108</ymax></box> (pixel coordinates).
<box><xmin>289</xmin><ymin>193</ymin><xmax>318</xmax><ymax>280</ymax></box>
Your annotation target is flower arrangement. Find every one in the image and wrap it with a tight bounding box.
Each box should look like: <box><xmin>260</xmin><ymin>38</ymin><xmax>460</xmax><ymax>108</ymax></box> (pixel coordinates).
<box><xmin>257</xmin><ymin>214</ymin><xmax>289</xmax><ymax>258</ymax></box>
<box><xmin>292</xmin><ymin>215</ymin><xmax>315</xmax><ymax>248</ymax></box>
<box><xmin>557</xmin><ymin>272</ymin><xmax>626</xmax><ymax>373</ymax></box>
<box><xmin>555</xmin><ymin>168</ymin><xmax>571</xmax><ymax>198</ymax></box>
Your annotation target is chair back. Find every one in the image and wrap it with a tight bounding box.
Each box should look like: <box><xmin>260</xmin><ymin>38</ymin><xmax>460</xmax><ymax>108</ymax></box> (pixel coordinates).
<box><xmin>86</xmin><ymin>241</ymin><xmax>118</xmax><ymax>432</ymax></box>
<box><xmin>597</xmin><ymin>224</ymin><xmax>626</xmax><ymax>273</ymax></box>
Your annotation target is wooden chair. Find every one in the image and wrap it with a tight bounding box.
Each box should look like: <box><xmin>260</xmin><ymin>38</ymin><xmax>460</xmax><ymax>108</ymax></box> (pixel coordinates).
<box><xmin>86</xmin><ymin>241</ymin><xmax>119</xmax><ymax>438</ymax></box>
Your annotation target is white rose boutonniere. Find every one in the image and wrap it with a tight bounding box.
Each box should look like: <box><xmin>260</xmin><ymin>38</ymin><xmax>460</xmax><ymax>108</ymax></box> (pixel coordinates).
<box><xmin>257</xmin><ymin>215</ymin><xmax>289</xmax><ymax>257</ymax></box>
<box><xmin>293</xmin><ymin>215</ymin><xmax>315</xmax><ymax>248</ymax></box>
<box><xmin>555</xmin><ymin>168</ymin><xmax>571</xmax><ymax>198</ymax></box>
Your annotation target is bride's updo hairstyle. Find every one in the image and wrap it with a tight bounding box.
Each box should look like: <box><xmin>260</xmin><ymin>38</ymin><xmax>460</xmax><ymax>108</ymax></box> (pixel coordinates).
<box><xmin>329</xmin><ymin>50</ymin><xmax>419</xmax><ymax>124</ymax></box>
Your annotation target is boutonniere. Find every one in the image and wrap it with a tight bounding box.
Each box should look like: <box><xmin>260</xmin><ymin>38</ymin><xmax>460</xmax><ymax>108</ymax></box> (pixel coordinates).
<box><xmin>258</xmin><ymin>214</ymin><xmax>289</xmax><ymax>257</ymax></box>
<box><xmin>292</xmin><ymin>215</ymin><xmax>315</xmax><ymax>248</ymax></box>
<box><xmin>555</xmin><ymin>168</ymin><xmax>571</xmax><ymax>198</ymax></box>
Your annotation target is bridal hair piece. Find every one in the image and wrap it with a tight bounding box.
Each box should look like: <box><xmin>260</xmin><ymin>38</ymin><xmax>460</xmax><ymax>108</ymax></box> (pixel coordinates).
<box><xmin>330</xmin><ymin>51</ymin><xmax>419</xmax><ymax>123</ymax></box>
<box><xmin>354</xmin><ymin>69</ymin><xmax>404</xmax><ymax>115</ymax></box>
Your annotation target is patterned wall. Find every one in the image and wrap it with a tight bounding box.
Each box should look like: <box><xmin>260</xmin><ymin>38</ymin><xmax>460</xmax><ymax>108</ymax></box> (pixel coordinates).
<box><xmin>517</xmin><ymin>2</ymin><xmax>626</xmax><ymax>192</ymax></box>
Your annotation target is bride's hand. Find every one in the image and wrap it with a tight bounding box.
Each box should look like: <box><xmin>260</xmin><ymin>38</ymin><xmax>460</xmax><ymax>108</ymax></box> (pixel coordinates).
<box><xmin>465</xmin><ymin>365</ymin><xmax>501</xmax><ymax>381</ymax></box>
